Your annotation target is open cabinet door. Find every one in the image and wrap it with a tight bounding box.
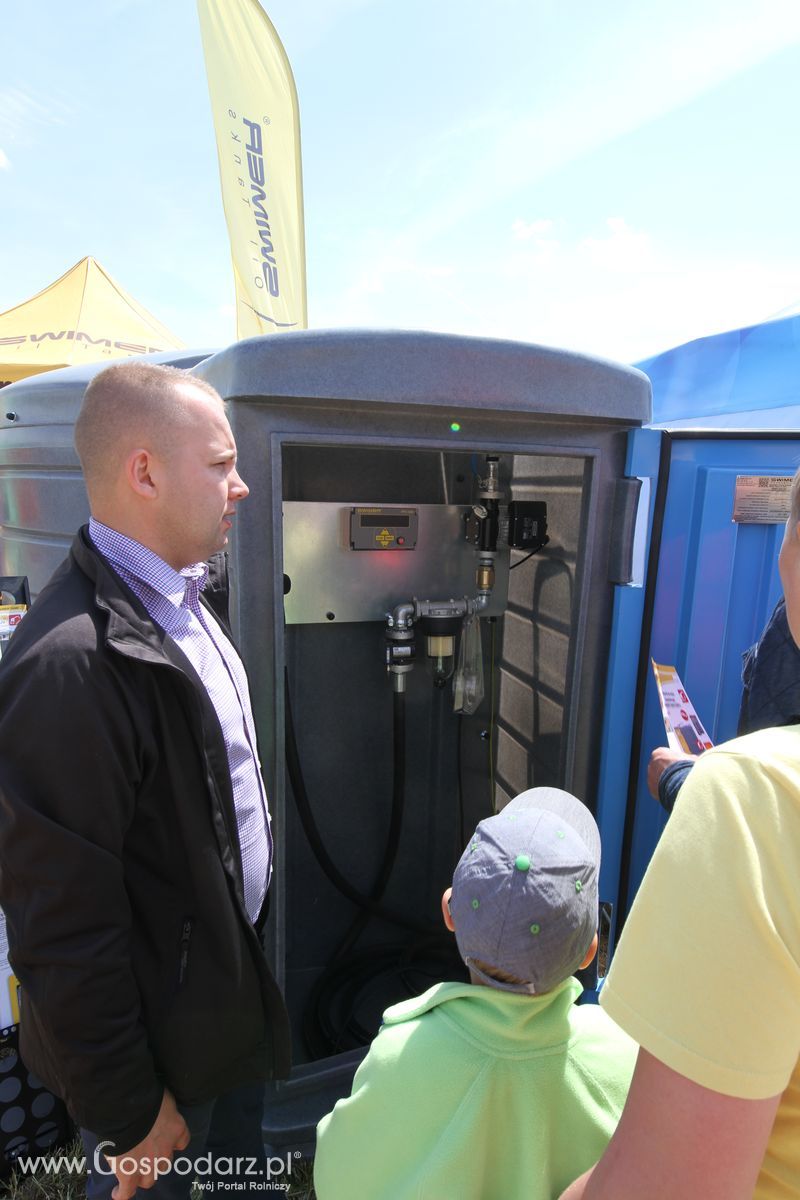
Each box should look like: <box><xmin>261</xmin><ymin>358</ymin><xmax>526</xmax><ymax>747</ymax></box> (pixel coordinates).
<box><xmin>603</xmin><ymin>430</ymin><xmax>800</xmax><ymax>963</ymax></box>
<box><xmin>593</xmin><ymin>426</ymin><xmax>661</xmax><ymax>971</ymax></box>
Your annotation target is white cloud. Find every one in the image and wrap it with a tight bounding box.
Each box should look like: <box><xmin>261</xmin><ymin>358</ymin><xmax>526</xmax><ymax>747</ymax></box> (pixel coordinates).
<box><xmin>337</xmin><ymin>256</ymin><xmax>455</xmax><ymax>311</ymax></box>
<box><xmin>579</xmin><ymin>218</ymin><xmax>654</xmax><ymax>273</ymax></box>
<box><xmin>278</xmin><ymin>3</ymin><xmax>800</xmax><ymax>359</ymax></box>
<box><xmin>511</xmin><ymin>218</ymin><xmax>555</xmax><ymax>241</ymax></box>
<box><xmin>315</xmin><ymin>214</ymin><xmax>800</xmax><ymax>366</ymax></box>
<box><xmin>487</xmin><ymin>231</ymin><xmax>800</xmax><ymax>363</ymax></box>
<box><xmin>508</xmin><ymin>218</ymin><xmax>561</xmax><ymax>269</ymax></box>
<box><xmin>0</xmin><ymin>149</ymin><xmax>9</xmax><ymax>170</ymax></box>
<box><xmin>329</xmin><ymin>2</ymin><xmax>800</xmax><ymax>272</ymax></box>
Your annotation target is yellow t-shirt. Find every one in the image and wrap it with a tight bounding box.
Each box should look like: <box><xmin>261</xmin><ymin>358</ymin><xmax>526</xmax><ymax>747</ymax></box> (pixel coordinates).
<box><xmin>601</xmin><ymin>726</ymin><xmax>800</xmax><ymax>1198</ymax></box>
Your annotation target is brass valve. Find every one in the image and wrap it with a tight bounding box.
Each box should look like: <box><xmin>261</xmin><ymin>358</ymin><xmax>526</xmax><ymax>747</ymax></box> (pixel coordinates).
<box><xmin>476</xmin><ymin>563</ymin><xmax>494</xmax><ymax>591</ymax></box>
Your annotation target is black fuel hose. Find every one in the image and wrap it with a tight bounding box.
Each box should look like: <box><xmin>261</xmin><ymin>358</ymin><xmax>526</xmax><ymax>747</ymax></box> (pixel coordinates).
<box><xmin>284</xmin><ymin>672</ymin><xmax>433</xmax><ymax>936</ymax></box>
<box><xmin>326</xmin><ymin>689</ymin><xmax>409</xmax><ymax>962</ymax></box>
<box><xmin>284</xmin><ymin>669</ymin><xmax>461</xmax><ymax>1056</ymax></box>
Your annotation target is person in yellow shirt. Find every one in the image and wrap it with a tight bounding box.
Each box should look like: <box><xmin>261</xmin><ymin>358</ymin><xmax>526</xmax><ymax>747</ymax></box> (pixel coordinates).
<box><xmin>560</xmin><ymin>473</ymin><xmax>800</xmax><ymax>1200</ymax></box>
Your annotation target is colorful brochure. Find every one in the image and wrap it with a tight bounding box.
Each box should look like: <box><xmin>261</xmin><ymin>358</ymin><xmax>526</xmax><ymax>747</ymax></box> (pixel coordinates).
<box><xmin>651</xmin><ymin>660</ymin><xmax>714</xmax><ymax>756</ymax></box>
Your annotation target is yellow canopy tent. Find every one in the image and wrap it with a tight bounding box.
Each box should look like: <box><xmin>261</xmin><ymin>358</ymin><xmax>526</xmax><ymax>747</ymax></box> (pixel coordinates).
<box><xmin>0</xmin><ymin>257</ymin><xmax>185</xmax><ymax>386</ymax></box>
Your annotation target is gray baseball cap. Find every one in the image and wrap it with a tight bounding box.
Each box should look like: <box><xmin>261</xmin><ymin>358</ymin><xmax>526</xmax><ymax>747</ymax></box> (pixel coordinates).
<box><xmin>450</xmin><ymin>787</ymin><xmax>600</xmax><ymax>995</ymax></box>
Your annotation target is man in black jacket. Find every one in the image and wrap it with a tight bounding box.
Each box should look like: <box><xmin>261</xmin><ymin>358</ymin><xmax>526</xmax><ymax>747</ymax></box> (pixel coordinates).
<box><xmin>0</xmin><ymin>362</ymin><xmax>290</xmax><ymax>1198</ymax></box>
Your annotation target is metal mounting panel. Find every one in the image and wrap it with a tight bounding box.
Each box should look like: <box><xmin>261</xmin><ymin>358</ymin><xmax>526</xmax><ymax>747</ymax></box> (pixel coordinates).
<box><xmin>283</xmin><ymin>501</ymin><xmax>509</xmax><ymax>624</ymax></box>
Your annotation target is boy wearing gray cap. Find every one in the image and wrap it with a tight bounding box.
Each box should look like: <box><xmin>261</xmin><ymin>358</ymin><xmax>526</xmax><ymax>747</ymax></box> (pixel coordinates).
<box><xmin>314</xmin><ymin>787</ymin><xmax>636</xmax><ymax>1200</ymax></box>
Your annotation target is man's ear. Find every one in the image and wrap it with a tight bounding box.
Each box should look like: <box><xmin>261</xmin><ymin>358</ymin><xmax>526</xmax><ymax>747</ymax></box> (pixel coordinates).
<box><xmin>125</xmin><ymin>448</ymin><xmax>158</xmax><ymax>499</ymax></box>
<box><xmin>441</xmin><ymin>887</ymin><xmax>455</xmax><ymax>933</ymax></box>
<box><xmin>580</xmin><ymin>931</ymin><xmax>599</xmax><ymax>970</ymax></box>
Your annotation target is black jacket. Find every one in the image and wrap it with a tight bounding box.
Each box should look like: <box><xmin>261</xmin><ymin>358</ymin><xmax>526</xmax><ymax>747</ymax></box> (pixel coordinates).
<box><xmin>0</xmin><ymin>528</ymin><xmax>290</xmax><ymax>1153</ymax></box>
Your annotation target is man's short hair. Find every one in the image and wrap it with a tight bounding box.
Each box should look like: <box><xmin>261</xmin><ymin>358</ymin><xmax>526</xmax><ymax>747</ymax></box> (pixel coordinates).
<box><xmin>74</xmin><ymin>361</ymin><xmax>222</xmax><ymax>498</ymax></box>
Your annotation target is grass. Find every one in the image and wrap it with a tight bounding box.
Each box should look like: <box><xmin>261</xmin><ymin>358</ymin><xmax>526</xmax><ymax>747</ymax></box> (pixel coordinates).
<box><xmin>3</xmin><ymin>1139</ymin><xmax>317</xmax><ymax>1200</ymax></box>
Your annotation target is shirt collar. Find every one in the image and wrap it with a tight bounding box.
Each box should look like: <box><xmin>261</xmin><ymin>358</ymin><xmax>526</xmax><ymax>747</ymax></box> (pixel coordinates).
<box><xmin>89</xmin><ymin>518</ymin><xmax>209</xmax><ymax>608</ymax></box>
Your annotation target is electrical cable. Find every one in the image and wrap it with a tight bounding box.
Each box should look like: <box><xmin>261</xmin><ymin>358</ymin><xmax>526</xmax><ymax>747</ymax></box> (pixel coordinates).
<box><xmin>456</xmin><ymin>712</ymin><xmax>466</xmax><ymax>852</ymax></box>
<box><xmin>509</xmin><ymin>543</ymin><xmax>546</xmax><ymax>570</ymax></box>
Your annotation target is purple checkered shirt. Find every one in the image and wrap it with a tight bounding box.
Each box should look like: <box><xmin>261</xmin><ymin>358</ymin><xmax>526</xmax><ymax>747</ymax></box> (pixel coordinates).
<box><xmin>89</xmin><ymin>519</ymin><xmax>272</xmax><ymax>923</ymax></box>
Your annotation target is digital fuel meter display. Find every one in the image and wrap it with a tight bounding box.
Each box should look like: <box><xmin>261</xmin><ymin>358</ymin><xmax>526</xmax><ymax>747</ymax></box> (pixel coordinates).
<box><xmin>350</xmin><ymin>507</ymin><xmax>418</xmax><ymax>550</ymax></box>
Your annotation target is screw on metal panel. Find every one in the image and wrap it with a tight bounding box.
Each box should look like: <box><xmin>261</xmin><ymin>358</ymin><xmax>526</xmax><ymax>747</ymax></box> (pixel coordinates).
<box><xmin>5</xmin><ymin>412</ymin><xmax>18</xmax><ymax>422</ymax></box>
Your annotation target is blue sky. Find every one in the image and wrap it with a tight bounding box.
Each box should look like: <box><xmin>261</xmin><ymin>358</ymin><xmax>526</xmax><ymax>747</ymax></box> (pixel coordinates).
<box><xmin>1</xmin><ymin>0</ymin><xmax>799</xmax><ymax>363</ymax></box>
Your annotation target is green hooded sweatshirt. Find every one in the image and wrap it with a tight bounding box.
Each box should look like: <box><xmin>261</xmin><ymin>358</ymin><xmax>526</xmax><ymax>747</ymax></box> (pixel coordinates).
<box><xmin>315</xmin><ymin>977</ymin><xmax>636</xmax><ymax>1200</ymax></box>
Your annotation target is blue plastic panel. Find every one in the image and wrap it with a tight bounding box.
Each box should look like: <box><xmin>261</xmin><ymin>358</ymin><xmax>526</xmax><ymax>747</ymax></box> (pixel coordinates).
<box><xmin>623</xmin><ymin>435</ymin><xmax>800</xmax><ymax>912</ymax></box>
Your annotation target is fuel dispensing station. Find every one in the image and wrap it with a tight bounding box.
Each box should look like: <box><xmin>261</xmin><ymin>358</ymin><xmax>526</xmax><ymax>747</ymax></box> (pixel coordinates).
<box><xmin>0</xmin><ymin>329</ymin><xmax>652</xmax><ymax>1155</ymax></box>
<box><xmin>191</xmin><ymin>329</ymin><xmax>652</xmax><ymax>1145</ymax></box>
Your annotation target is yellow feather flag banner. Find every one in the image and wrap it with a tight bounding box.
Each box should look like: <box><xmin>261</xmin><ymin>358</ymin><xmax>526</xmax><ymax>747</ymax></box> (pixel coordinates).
<box><xmin>197</xmin><ymin>0</ymin><xmax>308</xmax><ymax>337</ymax></box>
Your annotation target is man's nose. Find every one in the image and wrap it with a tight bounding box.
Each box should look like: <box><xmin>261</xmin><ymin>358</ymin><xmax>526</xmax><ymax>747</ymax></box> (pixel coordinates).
<box><xmin>230</xmin><ymin>469</ymin><xmax>249</xmax><ymax>500</ymax></box>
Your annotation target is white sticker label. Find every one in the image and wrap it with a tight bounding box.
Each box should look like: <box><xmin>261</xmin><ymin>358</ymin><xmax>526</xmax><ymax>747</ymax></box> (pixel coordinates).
<box><xmin>732</xmin><ymin>476</ymin><xmax>793</xmax><ymax>524</ymax></box>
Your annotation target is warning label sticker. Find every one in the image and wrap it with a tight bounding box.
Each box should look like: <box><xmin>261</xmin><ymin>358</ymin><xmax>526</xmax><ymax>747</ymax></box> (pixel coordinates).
<box><xmin>732</xmin><ymin>476</ymin><xmax>793</xmax><ymax>524</ymax></box>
